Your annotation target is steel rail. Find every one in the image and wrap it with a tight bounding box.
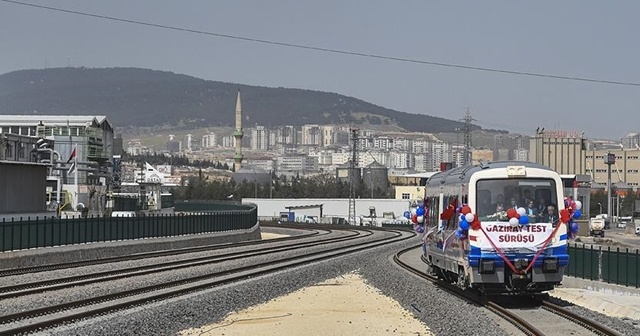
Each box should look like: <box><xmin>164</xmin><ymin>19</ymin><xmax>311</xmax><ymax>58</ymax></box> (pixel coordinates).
<box><xmin>0</xmin><ymin>229</ymin><xmax>412</xmax><ymax>335</ymax></box>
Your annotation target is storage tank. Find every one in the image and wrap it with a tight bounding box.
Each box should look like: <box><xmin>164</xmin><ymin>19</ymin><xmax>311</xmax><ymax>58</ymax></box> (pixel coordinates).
<box><xmin>363</xmin><ymin>162</ymin><xmax>389</xmax><ymax>197</ymax></box>
<box><xmin>232</xmin><ymin>165</ymin><xmax>271</xmax><ymax>185</ymax></box>
<box><xmin>336</xmin><ymin>160</ymin><xmax>361</xmax><ymax>189</ymax></box>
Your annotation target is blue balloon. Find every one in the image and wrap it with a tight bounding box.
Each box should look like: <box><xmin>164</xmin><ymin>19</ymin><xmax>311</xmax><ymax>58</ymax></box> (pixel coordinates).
<box><xmin>460</xmin><ymin>214</ymin><xmax>466</xmax><ymax>222</ymax></box>
<box><xmin>573</xmin><ymin>210</ymin><xmax>582</xmax><ymax>219</ymax></box>
<box><xmin>459</xmin><ymin>219</ymin><xmax>470</xmax><ymax>230</ymax></box>
<box><xmin>404</xmin><ymin>211</ymin><xmax>411</xmax><ymax>219</ymax></box>
<box><xmin>570</xmin><ymin>222</ymin><xmax>580</xmax><ymax>232</ymax></box>
<box><xmin>519</xmin><ymin>215</ymin><xmax>529</xmax><ymax>225</ymax></box>
<box><xmin>416</xmin><ymin>207</ymin><xmax>425</xmax><ymax>216</ymax></box>
<box><xmin>414</xmin><ymin>225</ymin><xmax>425</xmax><ymax>233</ymax></box>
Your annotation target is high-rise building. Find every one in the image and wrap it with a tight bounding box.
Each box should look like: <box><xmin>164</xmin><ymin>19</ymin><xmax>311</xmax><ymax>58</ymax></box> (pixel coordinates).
<box><xmin>274</xmin><ymin>126</ymin><xmax>298</xmax><ymax>147</ymax></box>
<box><xmin>186</xmin><ymin>134</ymin><xmax>193</xmax><ymax>152</ymax></box>
<box><xmin>201</xmin><ymin>132</ymin><xmax>216</xmax><ymax>148</ymax></box>
<box><xmin>250</xmin><ymin>125</ymin><xmax>269</xmax><ymax>151</ymax></box>
<box><xmin>301</xmin><ymin>125</ymin><xmax>322</xmax><ymax>146</ymax></box>
<box><xmin>621</xmin><ymin>132</ymin><xmax>640</xmax><ymax>149</ymax></box>
<box><xmin>430</xmin><ymin>142</ymin><xmax>451</xmax><ymax>171</ymax></box>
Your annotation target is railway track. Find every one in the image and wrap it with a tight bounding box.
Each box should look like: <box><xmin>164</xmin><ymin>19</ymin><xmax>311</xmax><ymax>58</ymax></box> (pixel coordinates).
<box><xmin>0</xmin><ymin>229</ymin><xmax>368</xmax><ymax>299</ymax></box>
<box><xmin>0</xmin><ymin>226</ymin><xmax>323</xmax><ymax>277</ymax></box>
<box><xmin>393</xmin><ymin>245</ymin><xmax>623</xmax><ymax>336</ymax></box>
<box><xmin>0</xmin><ymin>228</ymin><xmax>413</xmax><ymax>335</ymax></box>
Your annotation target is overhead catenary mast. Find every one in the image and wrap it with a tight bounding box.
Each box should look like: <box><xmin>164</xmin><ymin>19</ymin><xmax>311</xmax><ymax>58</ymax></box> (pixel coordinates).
<box><xmin>348</xmin><ymin>128</ymin><xmax>359</xmax><ymax>225</ymax></box>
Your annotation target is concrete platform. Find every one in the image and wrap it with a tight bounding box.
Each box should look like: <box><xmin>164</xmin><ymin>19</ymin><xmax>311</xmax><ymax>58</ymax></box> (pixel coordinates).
<box><xmin>552</xmin><ymin>276</ymin><xmax>640</xmax><ymax>320</ymax></box>
<box><xmin>0</xmin><ymin>223</ymin><xmax>261</xmax><ymax>270</ymax></box>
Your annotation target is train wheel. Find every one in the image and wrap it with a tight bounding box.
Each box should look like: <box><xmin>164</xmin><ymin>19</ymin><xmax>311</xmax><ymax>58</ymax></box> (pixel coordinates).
<box><xmin>456</xmin><ymin>267</ymin><xmax>469</xmax><ymax>289</ymax></box>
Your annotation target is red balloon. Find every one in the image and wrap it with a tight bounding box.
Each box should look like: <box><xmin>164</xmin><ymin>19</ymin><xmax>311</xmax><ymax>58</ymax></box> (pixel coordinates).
<box><xmin>412</xmin><ymin>214</ymin><xmax>418</xmax><ymax>223</ymax></box>
<box><xmin>471</xmin><ymin>220</ymin><xmax>481</xmax><ymax>230</ymax></box>
<box><xmin>506</xmin><ymin>208</ymin><xmax>517</xmax><ymax>218</ymax></box>
<box><xmin>461</xmin><ymin>205</ymin><xmax>472</xmax><ymax>215</ymax></box>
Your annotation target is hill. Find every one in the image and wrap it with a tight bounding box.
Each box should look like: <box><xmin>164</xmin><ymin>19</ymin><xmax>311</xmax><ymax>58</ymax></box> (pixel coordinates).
<box><xmin>0</xmin><ymin>67</ymin><xmax>482</xmax><ymax>132</ymax></box>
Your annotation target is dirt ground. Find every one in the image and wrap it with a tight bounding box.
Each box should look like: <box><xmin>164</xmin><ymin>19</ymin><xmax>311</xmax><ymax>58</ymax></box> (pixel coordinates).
<box><xmin>261</xmin><ymin>232</ymin><xmax>290</xmax><ymax>240</ymax></box>
<box><xmin>179</xmin><ymin>272</ymin><xmax>434</xmax><ymax>336</ymax></box>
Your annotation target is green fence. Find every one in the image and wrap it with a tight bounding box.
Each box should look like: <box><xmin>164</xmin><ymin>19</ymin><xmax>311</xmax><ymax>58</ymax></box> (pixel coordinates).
<box><xmin>567</xmin><ymin>243</ymin><xmax>640</xmax><ymax>288</ymax></box>
<box><xmin>0</xmin><ymin>201</ymin><xmax>257</xmax><ymax>252</ymax></box>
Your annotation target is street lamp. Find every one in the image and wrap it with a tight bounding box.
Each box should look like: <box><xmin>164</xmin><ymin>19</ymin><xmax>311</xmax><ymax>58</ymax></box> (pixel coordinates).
<box><xmin>598</xmin><ymin>202</ymin><xmax>602</xmax><ymax>215</ymax></box>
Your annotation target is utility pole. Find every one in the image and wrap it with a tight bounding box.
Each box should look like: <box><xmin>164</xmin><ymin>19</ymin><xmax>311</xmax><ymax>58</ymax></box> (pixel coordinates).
<box><xmin>460</xmin><ymin>108</ymin><xmax>476</xmax><ymax>166</ymax></box>
<box><xmin>269</xmin><ymin>169</ymin><xmax>273</xmax><ymax>199</ymax></box>
<box><xmin>348</xmin><ymin>128</ymin><xmax>359</xmax><ymax>226</ymax></box>
<box><xmin>605</xmin><ymin>152</ymin><xmax>615</xmax><ymax>225</ymax></box>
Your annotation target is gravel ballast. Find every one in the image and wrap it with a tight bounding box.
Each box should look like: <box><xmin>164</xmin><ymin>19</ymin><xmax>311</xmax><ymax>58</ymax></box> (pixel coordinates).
<box><xmin>24</xmin><ymin>233</ymin><xmax>640</xmax><ymax>336</ymax></box>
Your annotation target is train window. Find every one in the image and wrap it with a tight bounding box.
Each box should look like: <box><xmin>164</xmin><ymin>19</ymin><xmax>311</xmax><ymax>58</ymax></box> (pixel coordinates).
<box><xmin>476</xmin><ymin>178</ymin><xmax>558</xmax><ymax>222</ymax></box>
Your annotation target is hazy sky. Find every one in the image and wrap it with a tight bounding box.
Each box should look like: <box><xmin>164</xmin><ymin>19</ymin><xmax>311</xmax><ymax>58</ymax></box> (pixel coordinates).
<box><xmin>1</xmin><ymin>0</ymin><xmax>639</xmax><ymax>140</ymax></box>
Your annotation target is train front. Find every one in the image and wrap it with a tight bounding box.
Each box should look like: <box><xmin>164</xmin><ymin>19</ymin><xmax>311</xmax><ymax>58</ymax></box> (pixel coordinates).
<box><xmin>465</xmin><ymin>166</ymin><xmax>578</xmax><ymax>294</ymax></box>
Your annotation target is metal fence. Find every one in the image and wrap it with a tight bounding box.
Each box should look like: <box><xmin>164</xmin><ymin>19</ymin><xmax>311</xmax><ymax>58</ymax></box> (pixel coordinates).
<box><xmin>566</xmin><ymin>243</ymin><xmax>640</xmax><ymax>288</ymax></box>
<box><xmin>0</xmin><ymin>201</ymin><xmax>257</xmax><ymax>252</ymax></box>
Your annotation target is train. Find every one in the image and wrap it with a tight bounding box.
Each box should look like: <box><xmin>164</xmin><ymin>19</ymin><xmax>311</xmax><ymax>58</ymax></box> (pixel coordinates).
<box><xmin>421</xmin><ymin>161</ymin><xmax>573</xmax><ymax>295</ymax></box>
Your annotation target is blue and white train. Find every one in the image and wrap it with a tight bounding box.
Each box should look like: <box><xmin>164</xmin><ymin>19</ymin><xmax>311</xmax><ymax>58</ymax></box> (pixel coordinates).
<box><xmin>422</xmin><ymin>161</ymin><xmax>571</xmax><ymax>294</ymax></box>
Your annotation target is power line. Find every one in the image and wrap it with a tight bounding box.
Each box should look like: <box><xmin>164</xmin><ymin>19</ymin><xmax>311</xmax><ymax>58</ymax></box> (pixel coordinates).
<box><xmin>3</xmin><ymin>0</ymin><xmax>640</xmax><ymax>88</ymax></box>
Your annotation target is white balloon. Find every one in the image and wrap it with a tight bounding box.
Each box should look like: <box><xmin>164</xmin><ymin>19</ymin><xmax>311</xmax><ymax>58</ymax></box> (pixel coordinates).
<box><xmin>517</xmin><ymin>207</ymin><xmax>526</xmax><ymax>216</ymax></box>
<box><xmin>465</xmin><ymin>213</ymin><xmax>475</xmax><ymax>222</ymax></box>
<box><xmin>509</xmin><ymin>217</ymin><xmax>519</xmax><ymax>226</ymax></box>
<box><xmin>575</xmin><ymin>200</ymin><xmax>582</xmax><ymax>210</ymax></box>
<box><xmin>411</xmin><ymin>208</ymin><xmax>418</xmax><ymax>216</ymax></box>
<box><xmin>417</xmin><ymin>215</ymin><xmax>424</xmax><ymax>223</ymax></box>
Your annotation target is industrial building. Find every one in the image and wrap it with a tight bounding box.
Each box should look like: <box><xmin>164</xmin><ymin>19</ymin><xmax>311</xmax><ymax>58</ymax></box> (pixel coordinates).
<box><xmin>0</xmin><ymin>161</ymin><xmax>48</xmax><ymax>219</ymax></box>
<box><xmin>0</xmin><ymin>115</ymin><xmax>115</xmax><ymax>216</ymax></box>
<box><xmin>529</xmin><ymin>129</ymin><xmax>640</xmax><ymax>189</ymax></box>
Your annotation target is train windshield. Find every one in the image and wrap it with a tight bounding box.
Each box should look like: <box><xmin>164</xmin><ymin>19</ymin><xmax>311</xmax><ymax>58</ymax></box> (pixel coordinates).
<box><xmin>476</xmin><ymin>178</ymin><xmax>559</xmax><ymax>222</ymax></box>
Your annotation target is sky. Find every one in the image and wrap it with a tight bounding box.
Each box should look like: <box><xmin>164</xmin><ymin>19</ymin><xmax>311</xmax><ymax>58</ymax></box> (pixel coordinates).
<box><xmin>1</xmin><ymin>0</ymin><xmax>639</xmax><ymax>140</ymax></box>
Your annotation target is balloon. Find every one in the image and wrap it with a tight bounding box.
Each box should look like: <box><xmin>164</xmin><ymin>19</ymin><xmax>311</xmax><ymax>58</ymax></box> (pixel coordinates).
<box><xmin>471</xmin><ymin>220</ymin><xmax>481</xmax><ymax>230</ymax></box>
<box><xmin>465</xmin><ymin>213</ymin><xmax>474</xmax><ymax>223</ymax></box>
<box><xmin>416</xmin><ymin>207</ymin><xmax>425</xmax><ymax>216</ymax></box>
<box><xmin>461</xmin><ymin>205</ymin><xmax>472</xmax><ymax>215</ymax></box>
<box><xmin>573</xmin><ymin>210</ymin><xmax>582</xmax><ymax>219</ymax></box>
<box><xmin>570</xmin><ymin>222</ymin><xmax>580</xmax><ymax>232</ymax></box>
<box><xmin>517</xmin><ymin>207</ymin><xmax>526</xmax><ymax>216</ymax></box>
<box><xmin>459</xmin><ymin>220</ymin><xmax>470</xmax><ymax>230</ymax></box>
<box><xmin>575</xmin><ymin>200</ymin><xmax>582</xmax><ymax>210</ymax></box>
<box><xmin>411</xmin><ymin>208</ymin><xmax>418</xmax><ymax>216</ymax></box>
<box><xmin>403</xmin><ymin>211</ymin><xmax>411</xmax><ymax>219</ymax></box>
<box><xmin>417</xmin><ymin>215</ymin><xmax>424</xmax><ymax>223</ymax></box>
<box><xmin>412</xmin><ymin>214</ymin><xmax>418</xmax><ymax>223</ymax></box>
<box><xmin>507</xmin><ymin>208</ymin><xmax>517</xmax><ymax>218</ymax></box>
<box><xmin>414</xmin><ymin>225</ymin><xmax>425</xmax><ymax>233</ymax></box>
<box><xmin>456</xmin><ymin>206</ymin><xmax>462</xmax><ymax>213</ymax></box>
<box><xmin>460</xmin><ymin>214</ymin><xmax>466</xmax><ymax>222</ymax></box>
<box><xmin>519</xmin><ymin>215</ymin><xmax>529</xmax><ymax>225</ymax></box>
<box><xmin>509</xmin><ymin>217</ymin><xmax>519</xmax><ymax>226</ymax></box>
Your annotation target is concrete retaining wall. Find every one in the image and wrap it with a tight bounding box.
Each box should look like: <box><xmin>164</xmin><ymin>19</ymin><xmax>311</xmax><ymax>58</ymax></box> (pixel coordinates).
<box><xmin>0</xmin><ymin>222</ymin><xmax>261</xmax><ymax>270</ymax></box>
<box><xmin>561</xmin><ymin>275</ymin><xmax>640</xmax><ymax>296</ymax></box>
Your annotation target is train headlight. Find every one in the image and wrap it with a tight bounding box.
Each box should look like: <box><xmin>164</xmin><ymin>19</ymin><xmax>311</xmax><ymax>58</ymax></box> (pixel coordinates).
<box><xmin>542</xmin><ymin>258</ymin><xmax>559</xmax><ymax>273</ymax></box>
<box><xmin>479</xmin><ymin>259</ymin><xmax>495</xmax><ymax>274</ymax></box>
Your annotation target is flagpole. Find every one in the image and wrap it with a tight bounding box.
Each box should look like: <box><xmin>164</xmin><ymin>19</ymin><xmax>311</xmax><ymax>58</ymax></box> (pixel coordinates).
<box><xmin>74</xmin><ymin>143</ymin><xmax>78</xmax><ymax>188</ymax></box>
